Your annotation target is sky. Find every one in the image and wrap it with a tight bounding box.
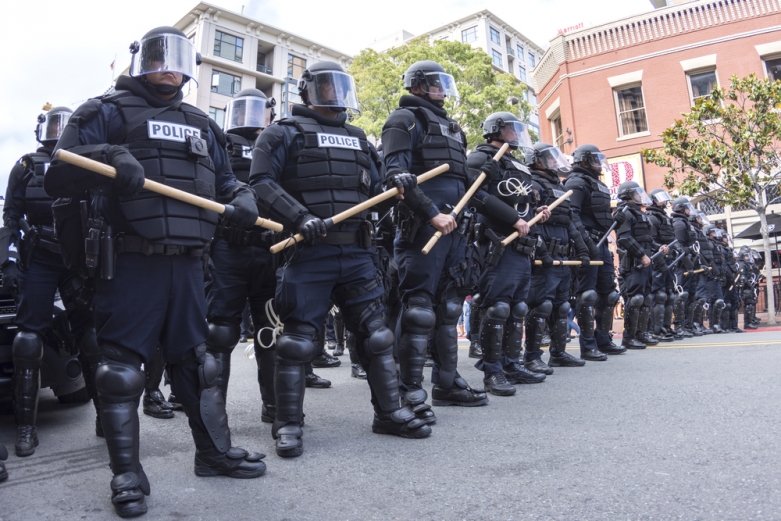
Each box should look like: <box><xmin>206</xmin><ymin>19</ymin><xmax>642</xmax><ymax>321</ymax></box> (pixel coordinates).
<box><xmin>0</xmin><ymin>0</ymin><xmax>652</xmax><ymax>192</ymax></box>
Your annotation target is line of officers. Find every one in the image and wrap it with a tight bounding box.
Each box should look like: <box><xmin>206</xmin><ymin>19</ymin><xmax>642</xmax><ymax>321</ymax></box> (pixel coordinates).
<box><xmin>0</xmin><ymin>26</ymin><xmax>765</xmax><ymax>518</ymax></box>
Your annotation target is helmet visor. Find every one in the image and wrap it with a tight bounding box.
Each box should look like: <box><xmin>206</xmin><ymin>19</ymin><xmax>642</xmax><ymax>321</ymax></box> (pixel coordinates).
<box><xmin>696</xmin><ymin>212</ymin><xmax>711</xmax><ymax>226</ymax></box>
<box><xmin>307</xmin><ymin>71</ymin><xmax>360</xmax><ymax>112</ymax></box>
<box><xmin>629</xmin><ymin>186</ymin><xmax>652</xmax><ymax>206</ymax></box>
<box><xmin>130</xmin><ymin>34</ymin><xmax>198</xmax><ymax>84</ymax></box>
<box><xmin>499</xmin><ymin>121</ymin><xmax>533</xmax><ymax>151</ymax></box>
<box><xmin>422</xmin><ymin>72</ymin><xmax>459</xmax><ymax>100</ymax></box>
<box><xmin>588</xmin><ymin>152</ymin><xmax>610</xmax><ymax>176</ymax></box>
<box><xmin>538</xmin><ymin>147</ymin><xmax>572</xmax><ymax>175</ymax></box>
<box><xmin>224</xmin><ymin>96</ymin><xmax>271</xmax><ymax>131</ymax></box>
<box><xmin>678</xmin><ymin>201</ymin><xmax>695</xmax><ymax>215</ymax></box>
<box><xmin>652</xmin><ymin>190</ymin><xmax>672</xmax><ymax>205</ymax></box>
<box><xmin>37</xmin><ymin>111</ymin><xmax>71</xmax><ymax>142</ymax></box>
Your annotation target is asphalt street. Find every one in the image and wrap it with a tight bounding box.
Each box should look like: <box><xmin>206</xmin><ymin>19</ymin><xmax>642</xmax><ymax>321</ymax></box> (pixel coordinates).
<box><xmin>1</xmin><ymin>331</ymin><xmax>780</xmax><ymax>521</ymax></box>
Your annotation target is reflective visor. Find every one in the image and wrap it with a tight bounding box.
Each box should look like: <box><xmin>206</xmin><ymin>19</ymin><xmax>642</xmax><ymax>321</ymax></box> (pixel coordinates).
<box><xmin>652</xmin><ymin>191</ymin><xmax>672</xmax><ymax>204</ymax></box>
<box><xmin>630</xmin><ymin>186</ymin><xmax>653</xmax><ymax>206</ymax></box>
<box><xmin>499</xmin><ymin>121</ymin><xmax>532</xmax><ymax>150</ymax></box>
<box><xmin>224</xmin><ymin>96</ymin><xmax>271</xmax><ymax>131</ymax></box>
<box><xmin>307</xmin><ymin>71</ymin><xmax>360</xmax><ymax>112</ymax></box>
<box><xmin>539</xmin><ymin>147</ymin><xmax>572</xmax><ymax>174</ymax></box>
<box><xmin>697</xmin><ymin>212</ymin><xmax>711</xmax><ymax>225</ymax></box>
<box><xmin>37</xmin><ymin>111</ymin><xmax>71</xmax><ymax>142</ymax></box>
<box><xmin>590</xmin><ymin>152</ymin><xmax>610</xmax><ymax>176</ymax></box>
<box><xmin>423</xmin><ymin>72</ymin><xmax>459</xmax><ymax>100</ymax></box>
<box><xmin>130</xmin><ymin>34</ymin><xmax>198</xmax><ymax>84</ymax></box>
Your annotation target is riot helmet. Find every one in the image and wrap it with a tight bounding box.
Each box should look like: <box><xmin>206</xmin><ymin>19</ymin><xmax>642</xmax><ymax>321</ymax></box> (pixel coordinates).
<box><xmin>617</xmin><ymin>181</ymin><xmax>652</xmax><ymax>206</ymax></box>
<box><xmin>36</xmin><ymin>106</ymin><xmax>72</xmax><ymax>144</ymax></box>
<box><xmin>298</xmin><ymin>61</ymin><xmax>359</xmax><ymax>114</ymax></box>
<box><xmin>224</xmin><ymin>88</ymin><xmax>276</xmax><ymax>133</ymax></box>
<box><xmin>649</xmin><ymin>188</ymin><xmax>672</xmax><ymax>207</ymax></box>
<box><xmin>691</xmin><ymin>210</ymin><xmax>710</xmax><ymax>227</ymax></box>
<box><xmin>527</xmin><ymin>142</ymin><xmax>571</xmax><ymax>176</ymax></box>
<box><xmin>672</xmin><ymin>197</ymin><xmax>695</xmax><ymax>215</ymax></box>
<box><xmin>481</xmin><ymin>112</ymin><xmax>532</xmax><ymax>152</ymax></box>
<box><xmin>703</xmin><ymin>224</ymin><xmax>718</xmax><ymax>237</ymax></box>
<box><xmin>572</xmin><ymin>144</ymin><xmax>609</xmax><ymax>175</ymax></box>
<box><xmin>403</xmin><ymin>60</ymin><xmax>459</xmax><ymax>108</ymax></box>
<box><xmin>129</xmin><ymin>26</ymin><xmax>201</xmax><ymax>94</ymax></box>
<box><xmin>739</xmin><ymin>245</ymin><xmax>751</xmax><ymax>260</ymax></box>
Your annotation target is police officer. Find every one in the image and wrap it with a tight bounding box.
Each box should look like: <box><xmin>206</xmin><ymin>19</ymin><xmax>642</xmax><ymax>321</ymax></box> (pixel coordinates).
<box><xmin>468</xmin><ymin>112</ymin><xmax>549</xmax><ymax>396</ymax></box>
<box><xmin>615</xmin><ymin>182</ymin><xmax>667</xmax><ymax>349</ymax></box>
<box><xmin>251</xmin><ymin>60</ymin><xmax>431</xmax><ymax>458</ymax></box>
<box><xmin>565</xmin><ymin>144</ymin><xmax>626</xmax><ymax>358</ymax></box>
<box><xmin>524</xmin><ymin>142</ymin><xmax>591</xmax><ymax>372</ymax></box>
<box><xmin>703</xmin><ymin>224</ymin><xmax>727</xmax><ymax>333</ymax></box>
<box><xmin>737</xmin><ymin>246</ymin><xmax>759</xmax><ymax>329</ymax></box>
<box><xmin>382</xmin><ymin>60</ymin><xmax>489</xmax><ymax>418</ymax></box>
<box><xmin>1</xmin><ymin>106</ymin><xmax>103</xmax><ymax>456</ymax></box>
<box><xmin>45</xmin><ymin>27</ymin><xmax>266</xmax><ymax>517</ymax></box>
<box><xmin>690</xmin><ymin>212</ymin><xmax>716</xmax><ymax>334</ymax></box>
<box><xmin>720</xmin><ymin>231</ymin><xmax>742</xmax><ymax>333</ymax></box>
<box><xmin>646</xmin><ymin>188</ymin><xmax>677</xmax><ymax>342</ymax></box>
<box><xmin>670</xmin><ymin>197</ymin><xmax>698</xmax><ymax>337</ymax></box>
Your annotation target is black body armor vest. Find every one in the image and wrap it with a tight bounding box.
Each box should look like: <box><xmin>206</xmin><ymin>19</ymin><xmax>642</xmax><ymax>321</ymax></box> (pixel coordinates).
<box><xmin>408</xmin><ymin>105</ymin><xmax>468</xmax><ymax>180</ymax></box>
<box><xmin>278</xmin><ymin>115</ymin><xmax>372</xmax><ymax>226</ymax></box>
<box><xmin>647</xmin><ymin>206</ymin><xmax>676</xmax><ymax>244</ymax></box>
<box><xmin>225</xmin><ymin>133</ymin><xmax>254</xmax><ymax>183</ymax></box>
<box><xmin>22</xmin><ymin>149</ymin><xmax>54</xmax><ymax>227</ymax></box>
<box><xmin>625</xmin><ymin>205</ymin><xmax>654</xmax><ymax>246</ymax></box>
<box><xmin>567</xmin><ymin>167</ymin><xmax>613</xmax><ymax>231</ymax></box>
<box><xmin>696</xmin><ymin>229</ymin><xmax>714</xmax><ymax>262</ymax></box>
<box><xmin>530</xmin><ymin>169</ymin><xmax>571</xmax><ymax>227</ymax></box>
<box><xmin>672</xmin><ymin>212</ymin><xmax>698</xmax><ymax>248</ymax></box>
<box><xmin>104</xmin><ymin>90</ymin><xmax>218</xmax><ymax>246</ymax></box>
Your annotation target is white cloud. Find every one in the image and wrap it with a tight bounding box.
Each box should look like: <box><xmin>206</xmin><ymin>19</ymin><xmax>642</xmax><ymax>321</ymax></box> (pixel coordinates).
<box><xmin>0</xmin><ymin>0</ymin><xmax>651</xmax><ymax>194</ymax></box>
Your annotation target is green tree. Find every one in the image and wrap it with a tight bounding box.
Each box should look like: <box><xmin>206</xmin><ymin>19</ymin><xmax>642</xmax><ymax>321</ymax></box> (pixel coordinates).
<box><xmin>643</xmin><ymin>74</ymin><xmax>781</xmax><ymax>324</ymax></box>
<box><xmin>349</xmin><ymin>37</ymin><xmax>532</xmax><ymax>148</ymax></box>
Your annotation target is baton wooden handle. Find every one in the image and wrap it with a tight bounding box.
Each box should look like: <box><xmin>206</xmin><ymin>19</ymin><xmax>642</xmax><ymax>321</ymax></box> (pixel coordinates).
<box><xmin>501</xmin><ymin>189</ymin><xmax>574</xmax><ymax>247</ymax></box>
<box><xmin>269</xmin><ymin>163</ymin><xmax>451</xmax><ymax>254</ymax></box>
<box><xmin>533</xmin><ymin>260</ymin><xmax>604</xmax><ymax>266</ymax></box>
<box><xmin>55</xmin><ymin>149</ymin><xmax>284</xmax><ymax>232</ymax></box>
<box><xmin>421</xmin><ymin>143</ymin><xmax>509</xmax><ymax>255</ymax></box>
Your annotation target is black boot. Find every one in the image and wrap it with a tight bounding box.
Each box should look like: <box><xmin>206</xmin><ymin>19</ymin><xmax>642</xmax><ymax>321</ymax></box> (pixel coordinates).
<box><xmin>272</xmin><ymin>363</ymin><xmax>306</xmax><ymax>458</ymax></box>
<box><xmin>483</xmin><ymin>372</ymin><xmax>515</xmax><ymax>396</ymax></box>
<box><xmin>397</xmin><ymin>300</ymin><xmax>436</xmax><ymax>423</ymax></box>
<box><xmin>333</xmin><ymin>313</ymin><xmax>345</xmax><ymax>356</ymax></box>
<box><xmin>13</xmin><ymin>367</ymin><xmax>40</xmax><ymax>457</ymax></box>
<box><xmin>142</xmin><ymin>389</ymin><xmax>175</xmax><ymax>419</ymax></box>
<box><xmin>523</xmin><ymin>303</ymin><xmax>554</xmax><ymax>374</ymax></box>
<box><xmin>0</xmin><ymin>443</ymin><xmax>7</xmax><ymax>483</ymax></box>
<box><xmin>503</xmin><ymin>361</ymin><xmax>545</xmax><ymax>383</ymax></box>
<box><xmin>305</xmin><ymin>370</ymin><xmax>331</xmax><ymax>388</ymax></box>
<box><xmin>549</xmin><ymin>305</ymin><xmax>586</xmax><ymax>367</ymax></box>
<box><xmin>432</xmin><ymin>375</ymin><xmax>489</xmax><ymax>406</ymax></box>
<box><xmin>475</xmin><ymin>304</ymin><xmax>512</xmax><ymax>396</ymax></box>
<box><xmin>351</xmin><ymin>363</ymin><xmax>367</xmax><ymax>379</ymax></box>
<box><xmin>622</xmin><ymin>296</ymin><xmax>646</xmax><ymax>349</ymax></box>
<box><xmin>636</xmin><ymin>305</ymin><xmax>659</xmax><ymax>345</ymax></box>
<box><xmin>468</xmin><ymin>298</ymin><xmax>483</xmax><ymax>359</ymax></box>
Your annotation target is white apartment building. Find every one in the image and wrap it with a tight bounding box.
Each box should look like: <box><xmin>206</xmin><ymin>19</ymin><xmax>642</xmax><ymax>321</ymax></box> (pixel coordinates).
<box><xmin>170</xmin><ymin>2</ymin><xmax>352</xmax><ymax>125</ymax></box>
<box><xmin>371</xmin><ymin>10</ymin><xmax>546</xmax><ymax>137</ymax></box>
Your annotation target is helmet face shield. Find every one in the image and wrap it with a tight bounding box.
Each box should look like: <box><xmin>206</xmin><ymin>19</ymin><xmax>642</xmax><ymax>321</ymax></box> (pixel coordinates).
<box><xmin>37</xmin><ymin>110</ymin><xmax>71</xmax><ymax>142</ymax></box>
<box><xmin>305</xmin><ymin>71</ymin><xmax>360</xmax><ymax>112</ymax></box>
<box><xmin>224</xmin><ymin>96</ymin><xmax>271</xmax><ymax>131</ymax></box>
<box><xmin>696</xmin><ymin>211</ymin><xmax>710</xmax><ymax>226</ymax></box>
<box><xmin>130</xmin><ymin>34</ymin><xmax>198</xmax><ymax>84</ymax></box>
<box><xmin>651</xmin><ymin>190</ymin><xmax>672</xmax><ymax>206</ymax></box>
<box><xmin>679</xmin><ymin>202</ymin><xmax>695</xmax><ymax>215</ymax></box>
<box><xmin>629</xmin><ymin>186</ymin><xmax>652</xmax><ymax>206</ymax></box>
<box><xmin>537</xmin><ymin>146</ymin><xmax>572</xmax><ymax>175</ymax></box>
<box><xmin>422</xmin><ymin>72</ymin><xmax>459</xmax><ymax>100</ymax></box>
<box><xmin>499</xmin><ymin>121</ymin><xmax>532</xmax><ymax>151</ymax></box>
<box><xmin>587</xmin><ymin>152</ymin><xmax>610</xmax><ymax>176</ymax></box>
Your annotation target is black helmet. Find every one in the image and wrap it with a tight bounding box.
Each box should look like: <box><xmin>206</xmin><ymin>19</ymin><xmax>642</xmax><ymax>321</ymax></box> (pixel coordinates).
<box><xmin>672</xmin><ymin>196</ymin><xmax>695</xmax><ymax>215</ymax></box>
<box><xmin>481</xmin><ymin>112</ymin><xmax>532</xmax><ymax>151</ymax></box>
<box><xmin>739</xmin><ymin>245</ymin><xmax>751</xmax><ymax>259</ymax></box>
<box><xmin>36</xmin><ymin>106</ymin><xmax>72</xmax><ymax>144</ymax></box>
<box><xmin>617</xmin><ymin>181</ymin><xmax>652</xmax><ymax>206</ymax></box>
<box><xmin>403</xmin><ymin>60</ymin><xmax>459</xmax><ymax>108</ymax></box>
<box><xmin>572</xmin><ymin>144</ymin><xmax>609</xmax><ymax>174</ymax></box>
<box><xmin>649</xmin><ymin>188</ymin><xmax>672</xmax><ymax>207</ymax></box>
<box><xmin>298</xmin><ymin>61</ymin><xmax>359</xmax><ymax>113</ymax></box>
<box><xmin>703</xmin><ymin>224</ymin><xmax>717</xmax><ymax>236</ymax></box>
<box><xmin>690</xmin><ymin>210</ymin><xmax>710</xmax><ymax>227</ymax></box>
<box><xmin>527</xmin><ymin>142</ymin><xmax>571</xmax><ymax>176</ymax></box>
<box><xmin>129</xmin><ymin>26</ymin><xmax>201</xmax><ymax>86</ymax></box>
<box><xmin>224</xmin><ymin>88</ymin><xmax>276</xmax><ymax>133</ymax></box>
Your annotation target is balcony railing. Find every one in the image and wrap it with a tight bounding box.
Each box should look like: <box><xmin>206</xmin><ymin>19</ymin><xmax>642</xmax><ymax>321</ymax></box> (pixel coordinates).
<box><xmin>507</xmin><ymin>47</ymin><xmax>516</xmax><ymax>57</ymax></box>
<box><xmin>256</xmin><ymin>64</ymin><xmax>273</xmax><ymax>75</ymax></box>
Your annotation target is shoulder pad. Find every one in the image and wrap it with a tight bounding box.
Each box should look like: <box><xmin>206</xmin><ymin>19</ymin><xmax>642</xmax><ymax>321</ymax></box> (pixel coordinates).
<box><xmin>208</xmin><ymin>118</ymin><xmax>227</xmax><ymax>148</ymax></box>
<box><xmin>71</xmin><ymin>98</ymin><xmax>103</xmax><ymax>124</ymax></box>
<box><xmin>384</xmin><ymin>108</ymin><xmax>417</xmax><ymax>131</ymax></box>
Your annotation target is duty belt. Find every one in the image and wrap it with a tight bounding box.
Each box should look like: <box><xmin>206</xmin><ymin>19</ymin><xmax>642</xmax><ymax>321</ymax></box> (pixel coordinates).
<box><xmin>116</xmin><ymin>235</ymin><xmax>204</xmax><ymax>257</ymax></box>
<box><xmin>547</xmin><ymin>242</ymin><xmax>569</xmax><ymax>256</ymax></box>
<box><xmin>319</xmin><ymin>231</ymin><xmax>360</xmax><ymax>246</ymax></box>
<box><xmin>32</xmin><ymin>225</ymin><xmax>61</xmax><ymax>254</ymax></box>
<box><xmin>511</xmin><ymin>236</ymin><xmax>536</xmax><ymax>256</ymax></box>
<box><xmin>215</xmin><ymin>224</ymin><xmax>276</xmax><ymax>248</ymax></box>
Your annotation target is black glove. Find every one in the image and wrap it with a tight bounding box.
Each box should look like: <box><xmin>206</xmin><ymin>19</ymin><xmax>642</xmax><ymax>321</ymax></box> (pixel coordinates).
<box><xmin>385</xmin><ymin>169</ymin><xmax>417</xmax><ymax>193</ymax></box>
<box><xmin>296</xmin><ymin>214</ymin><xmax>327</xmax><ymax>244</ymax></box>
<box><xmin>481</xmin><ymin>158</ymin><xmax>502</xmax><ymax>184</ymax></box>
<box><xmin>2</xmin><ymin>262</ymin><xmax>19</xmax><ymax>300</ymax></box>
<box><xmin>106</xmin><ymin>146</ymin><xmax>145</xmax><ymax>196</ymax></box>
<box><xmin>580</xmin><ymin>255</ymin><xmax>591</xmax><ymax>267</ymax></box>
<box><xmin>613</xmin><ymin>207</ymin><xmax>628</xmax><ymax>225</ymax></box>
<box><xmin>223</xmin><ymin>188</ymin><xmax>259</xmax><ymax>228</ymax></box>
<box><xmin>539</xmin><ymin>252</ymin><xmax>554</xmax><ymax>268</ymax></box>
<box><xmin>587</xmin><ymin>240</ymin><xmax>600</xmax><ymax>259</ymax></box>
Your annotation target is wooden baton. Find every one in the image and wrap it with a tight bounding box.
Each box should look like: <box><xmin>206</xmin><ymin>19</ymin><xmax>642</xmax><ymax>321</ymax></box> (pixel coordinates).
<box><xmin>55</xmin><ymin>149</ymin><xmax>284</xmax><ymax>232</ymax></box>
<box><xmin>500</xmin><ymin>189</ymin><xmax>574</xmax><ymax>247</ymax></box>
<box><xmin>268</xmin><ymin>163</ymin><xmax>451</xmax><ymax>254</ymax></box>
<box><xmin>533</xmin><ymin>260</ymin><xmax>605</xmax><ymax>266</ymax></box>
<box><xmin>421</xmin><ymin>143</ymin><xmax>510</xmax><ymax>255</ymax></box>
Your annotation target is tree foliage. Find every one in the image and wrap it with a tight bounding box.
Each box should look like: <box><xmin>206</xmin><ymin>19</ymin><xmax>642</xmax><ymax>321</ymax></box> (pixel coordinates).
<box><xmin>348</xmin><ymin>37</ymin><xmax>532</xmax><ymax>148</ymax></box>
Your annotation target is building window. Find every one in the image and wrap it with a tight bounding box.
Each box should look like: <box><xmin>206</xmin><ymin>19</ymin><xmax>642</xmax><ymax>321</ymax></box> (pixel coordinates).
<box><xmin>209</xmin><ymin>107</ymin><xmax>225</xmax><ymax>128</ymax></box>
<box><xmin>256</xmin><ymin>51</ymin><xmax>272</xmax><ymax>75</ymax></box>
<box><xmin>489</xmin><ymin>27</ymin><xmax>500</xmax><ymax>44</ymax></box>
<box><xmin>765</xmin><ymin>57</ymin><xmax>781</xmax><ymax>82</ymax></box>
<box><xmin>461</xmin><ymin>26</ymin><xmax>478</xmax><ymax>44</ymax></box>
<box><xmin>492</xmin><ymin>49</ymin><xmax>503</xmax><ymax>68</ymax></box>
<box><xmin>528</xmin><ymin>52</ymin><xmax>536</xmax><ymax>68</ymax></box>
<box><xmin>287</xmin><ymin>54</ymin><xmax>307</xmax><ymax>79</ymax></box>
<box><xmin>614</xmin><ymin>85</ymin><xmax>649</xmax><ymax>137</ymax></box>
<box><xmin>688</xmin><ymin>70</ymin><xmax>718</xmax><ymax>106</ymax></box>
<box><xmin>518</xmin><ymin>64</ymin><xmax>527</xmax><ymax>83</ymax></box>
<box><xmin>211</xmin><ymin>70</ymin><xmax>241</xmax><ymax>97</ymax></box>
<box><xmin>214</xmin><ymin>31</ymin><xmax>243</xmax><ymax>63</ymax></box>
<box><xmin>551</xmin><ymin>113</ymin><xmax>564</xmax><ymax>149</ymax></box>
<box><xmin>517</xmin><ymin>45</ymin><xmax>524</xmax><ymax>60</ymax></box>
<box><xmin>282</xmin><ymin>78</ymin><xmax>302</xmax><ymax>117</ymax></box>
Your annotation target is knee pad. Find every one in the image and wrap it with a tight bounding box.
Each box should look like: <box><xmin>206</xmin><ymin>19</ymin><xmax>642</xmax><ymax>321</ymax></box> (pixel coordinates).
<box><xmin>95</xmin><ymin>357</ymin><xmax>144</xmax><ymax>404</ymax></box>
<box><xmin>605</xmin><ymin>290</ymin><xmax>620</xmax><ymax>307</ymax></box>
<box><xmin>206</xmin><ymin>321</ymin><xmax>240</xmax><ymax>352</ymax></box>
<box><xmin>364</xmin><ymin>325</ymin><xmax>394</xmax><ymax>358</ymax></box>
<box><xmin>485</xmin><ymin>301</ymin><xmax>511</xmax><ymax>321</ymax></box>
<box><xmin>677</xmin><ymin>291</ymin><xmax>689</xmax><ymax>302</ymax></box>
<box><xmin>628</xmin><ymin>294</ymin><xmax>644</xmax><ymax>309</ymax></box>
<box><xmin>646</xmin><ymin>293</ymin><xmax>656</xmax><ymax>308</ymax></box>
<box><xmin>195</xmin><ymin>344</ymin><xmax>220</xmax><ymax>389</ymax></box>
<box><xmin>471</xmin><ymin>293</ymin><xmax>481</xmax><ymax>307</ymax></box>
<box><xmin>407</xmin><ymin>291</ymin><xmax>433</xmax><ymax>309</ymax></box>
<box><xmin>656</xmin><ymin>291</ymin><xmax>667</xmax><ymax>304</ymax></box>
<box><xmin>511</xmin><ymin>302</ymin><xmax>529</xmax><ymax>321</ymax></box>
<box><xmin>555</xmin><ymin>302</ymin><xmax>571</xmax><ymax>319</ymax></box>
<box><xmin>276</xmin><ymin>322</ymin><xmax>318</xmax><ymax>365</ymax></box>
<box><xmin>579</xmin><ymin>290</ymin><xmax>598</xmax><ymax>307</ymax></box>
<box><xmin>12</xmin><ymin>331</ymin><xmax>44</xmax><ymax>368</ymax></box>
<box><xmin>402</xmin><ymin>304</ymin><xmax>436</xmax><ymax>333</ymax></box>
<box><xmin>530</xmin><ymin>300</ymin><xmax>553</xmax><ymax>320</ymax></box>
<box><xmin>79</xmin><ymin>328</ymin><xmax>101</xmax><ymax>358</ymax></box>
<box><xmin>724</xmin><ymin>302</ymin><xmax>732</xmax><ymax>311</ymax></box>
<box><xmin>439</xmin><ymin>298</ymin><xmax>463</xmax><ymax>325</ymax></box>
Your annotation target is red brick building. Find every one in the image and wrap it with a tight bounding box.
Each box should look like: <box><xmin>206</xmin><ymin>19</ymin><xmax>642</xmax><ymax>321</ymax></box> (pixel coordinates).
<box><xmin>531</xmin><ymin>0</ymin><xmax>781</xmax><ymax>204</ymax></box>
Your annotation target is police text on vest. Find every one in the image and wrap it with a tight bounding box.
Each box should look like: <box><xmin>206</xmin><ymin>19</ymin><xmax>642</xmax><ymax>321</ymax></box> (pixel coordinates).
<box><xmin>147</xmin><ymin>121</ymin><xmax>202</xmax><ymax>143</ymax></box>
<box><xmin>317</xmin><ymin>133</ymin><xmax>361</xmax><ymax>151</ymax></box>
